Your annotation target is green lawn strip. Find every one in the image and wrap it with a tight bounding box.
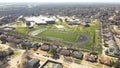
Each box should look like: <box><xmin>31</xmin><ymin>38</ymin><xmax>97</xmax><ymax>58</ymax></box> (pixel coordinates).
<box><xmin>15</xmin><ymin>27</ymin><xmax>37</xmax><ymax>34</ymax></box>
<box><xmin>34</xmin><ymin>24</ymin><xmax>54</xmax><ymax>29</ymax></box>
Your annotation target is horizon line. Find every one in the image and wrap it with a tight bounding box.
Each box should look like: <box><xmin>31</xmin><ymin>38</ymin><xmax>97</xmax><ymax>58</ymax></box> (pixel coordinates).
<box><xmin>0</xmin><ymin>1</ymin><xmax>120</xmax><ymax>4</ymax></box>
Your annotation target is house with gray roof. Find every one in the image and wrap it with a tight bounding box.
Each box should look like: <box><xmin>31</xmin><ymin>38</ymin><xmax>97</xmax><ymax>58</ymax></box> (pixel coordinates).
<box><xmin>72</xmin><ymin>51</ymin><xmax>83</xmax><ymax>59</ymax></box>
<box><xmin>28</xmin><ymin>58</ymin><xmax>40</xmax><ymax>68</ymax></box>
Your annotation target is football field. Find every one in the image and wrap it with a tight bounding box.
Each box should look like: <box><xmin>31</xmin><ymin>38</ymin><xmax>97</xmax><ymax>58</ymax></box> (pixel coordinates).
<box><xmin>37</xmin><ymin>29</ymin><xmax>80</xmax><ymax>42</ymax></box>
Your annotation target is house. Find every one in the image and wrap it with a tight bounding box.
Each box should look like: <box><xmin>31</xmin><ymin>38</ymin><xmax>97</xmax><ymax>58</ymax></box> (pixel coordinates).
<box><xmin>3</xmin><ymin>27</ymin><xmax>15</xmax><ymax>31</ymax></box>
<box><xmin>56</xmin><ymin>48</ymin><xmax>62</xmax><ymax>53</ymax></box>
<box><xmin>66</xmin><ymin>21</ymin><xmax>80</xmax><ymax>25</ymax></box>
<box><xmin>31</xmin><ymin>42</ymin><xmax>40</xmax><ymax>50</ymax></box>
<box><xmin>108</xmin><ymin>46</ymin><xmax>120</xmax><ymax>56</ymax></box>
<box><xmin>80</xmin><ymin>22</ymin><xmax>90</xmax><ymax>27</ymax></box>
<box><xmin>51</xmin><ymin>45</ymin><xmax>58</xmax><ymax>49</ymax></box>
<box><xmin>0</xmin><ymin>35</ymin><xmax>7</xmax><ymax>44</ymax></box>
<box><xmin>85</xmin><ymin>53</ymin><xmax>98</xmax><ymax>62</ymax></box>
<box><xmin>5</xmin><ymin>48</ymin><xmax>14</xmax><ymax>56</ymax></box>
<box><xmin>21</xmin><ymin>40</ymin><xmax>32</xmax><ymax>48</ymax></box>
<box><xmin>59</xmin><ymin>49</ymin><xmax>72</xmax><ymax>56</ymax></box>
<box><xmin>72</xmin><ymin>51</ymin><xmax>83</xmax><ymax>59</ymax></box>
<box><xmin>0</xmin><ymin>48</ymin><xmax>14</xmax><ymax>58</ymax></box>
<box><xmin>6</xmin><ymin>35</ymin><xmax>15</xmax><ymax>43</ymax></box>
<box><xmin>84</xmin><ymin>19</ymin><xmax>91</xmax><ymax>23</ymax></box>
<box><xmin>28</xmin><ymin>58</ymin><xmax>40</xmax><ymax>68</ymax></box>
<box><xmin>46</xmin><ymin>20</ymin><xmax>55</xmax><ymax>24</ymax></box>
<box><xmin>84</xmin><ymin>23</ymin><xmax>90</xmax><ymax>27</ymax></box>
<box><xmin>106</xmin><ymin>39</ymin><xmax>120</xmax><ymax>56</ymax></box>
<box><xmin>117</xmin><ymin>35</ymin><xmax>120</xmax><ymax>39</ymax></box>
<box><xmin>32</xmin><ymin>42</ymin><xmax>40</xmax><ymax>47</ymax></box>
<box><xmin>0</xmin><ymin>34</ymin><xmax>22</xmax><ymax>44</ymax></box>
<box><xmin>104</xmin><ymin>36</ymin><xmax>113</xmax><ymax>41</ymax></box>
<box><xmin>14</xmin><ymin>38</ymin><xmax>23</xmax><ymax>44</ymax></box>
<box><xmin>115</xmin><ymin>21</ymin><xmax>120</xmax><ymax>25</ymax></box>
<box><xmin>40</xmin><ymin>43</ymin><xmax>50</xmax><ymax>51</ymax></box>
<box><xmin>104</xmin><ymin>43</ymin><xmax>109</xmax><ymax>47</ymax></box>
<box><xmin>99</xmin><ymin>57</ymin><xmax>111</xmax><ymax>66</ymax></box>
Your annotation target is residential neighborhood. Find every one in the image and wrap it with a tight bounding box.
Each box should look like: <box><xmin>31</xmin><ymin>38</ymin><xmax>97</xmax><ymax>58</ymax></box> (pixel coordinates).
<box><xmin>0</xmin><ymin>2</ymin><xmax>120</xmax><ymax>68</ymax></box>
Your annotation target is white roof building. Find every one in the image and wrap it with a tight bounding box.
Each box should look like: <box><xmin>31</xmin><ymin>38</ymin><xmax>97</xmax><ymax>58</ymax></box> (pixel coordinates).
<box><xmin>24</xmin><ymin>16</ymin><xmax>55</xmax><ymax>24</ymax></box>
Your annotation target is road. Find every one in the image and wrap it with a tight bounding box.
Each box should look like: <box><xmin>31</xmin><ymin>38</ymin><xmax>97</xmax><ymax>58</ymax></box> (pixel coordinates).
<box><xmin>0</xmin><ymin>43</ymin><xmax>25</xmax><ymax>68</ymax></box>
<box><xmin>7</xmin><ymin>47</ymin><xmax>25</xmax><ymax>68</ymax></box>
<box><xmin>7</xmin><ymin>49</ymin><xmax>25</xmax><ymax>68</ymax></box>
<box><xmin>100</xmin><ymin>22</ymin><xmax>108</xmax><ymax>57</ymax></box>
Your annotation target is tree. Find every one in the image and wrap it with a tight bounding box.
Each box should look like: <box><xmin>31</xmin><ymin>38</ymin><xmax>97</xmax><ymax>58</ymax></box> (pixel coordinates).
<box><xmin>49</xmin><ymin>48</ymin><xmax>59</xmax><ymax>59</ymax></box>
<box><xmin>0</xmin><ymin>36</ymin><xmax>7</xmax><ymax>44</ymax></box>
<box><xmin>114</xmin><ymin>62</ymin><xmax>120</xmax><ymax>68</ymax></box>
<box><xmin>114</xmin><ymin>59</ymin><xmax>120</xmax><ymax>68</ymax></box>
<box><xmin>52</xmin><ymin>40</ymin><xmax>60</xmax><ymax>46</ymax></box>
<box><xmin>0</xmin><ymin>31</ymin><xmax>3</xmax><ymax>35</ymax></box>
<box><xmin>91</xmin><ymin>31</ymin><xmax>96</xmax><ymax>52</ymax></box>
<box><xmin>26</xmin><ymin>22</ymin><xmax>31</xmax><ymax>27</ymax></box>
<box><xmin>49</xmin><ymin>48</ymin><xmax>57</xmax><ymax>55</ymax></box>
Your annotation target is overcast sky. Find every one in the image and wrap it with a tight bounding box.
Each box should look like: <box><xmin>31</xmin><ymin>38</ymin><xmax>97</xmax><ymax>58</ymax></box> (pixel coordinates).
<box><xmin>0</xmin><ymin>0</ymin><xmax>120</xmax><ymax>3</ymax></box>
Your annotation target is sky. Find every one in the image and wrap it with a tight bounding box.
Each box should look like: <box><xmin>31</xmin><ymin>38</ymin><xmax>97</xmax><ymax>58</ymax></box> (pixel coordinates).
<box><xmin>0</xmin><ymin>0</ymin><xmax>120</xmax><ymax>3</ymax></box>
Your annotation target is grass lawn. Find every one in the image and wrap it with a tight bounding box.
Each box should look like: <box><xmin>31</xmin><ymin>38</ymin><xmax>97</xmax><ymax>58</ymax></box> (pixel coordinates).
<box><xmin>15</xmin><ymin>24</ymin><xmax>55</xmax><ymax>34</ymax></box>
<box><xmin>36</xmin><ymin>21</ymin><xmax>102</xmax><ymax>54</ymax></box>
<box><xmin>15</xmin><ymin>27</ymin><xmax>37</xmax><ymax>34</ymax></box>
<box><xmin>10</xmin><ymin>51</ymin><xmax>21</xmax><ymax>58</ymax></box>
<box><xmin>37</xmin><ymin>29</ymin><xmax>80</xmax><ymax>42</ymax></box>
<box><xmin>72</xmin><ymin>21</ymin><xmax>102</xmax><ymax>54</ymax></box>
